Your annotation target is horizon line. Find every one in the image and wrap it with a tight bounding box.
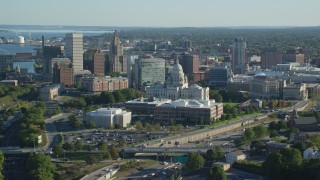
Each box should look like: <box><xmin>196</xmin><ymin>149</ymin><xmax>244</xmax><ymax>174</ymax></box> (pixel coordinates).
<box><xmin>1</xmin><ymin>24</ymin><xmax>320</xmax><ymax>29</ymax></box>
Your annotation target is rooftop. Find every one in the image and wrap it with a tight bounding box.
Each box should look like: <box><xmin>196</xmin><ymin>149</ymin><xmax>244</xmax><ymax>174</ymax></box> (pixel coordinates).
<box><xmin>267</xmin><ymin>141</ymin><xmax>291</xmax><ymax>148</ymax></box>
<box><xmin>228</xmin><ymin>151</ymin><xmax>245</xmax><ymax>156</ymax></box>
<box><xmin>295</xmin><ymin>117</ymin><xmax>318</xmax><ymax>125</ymax></box>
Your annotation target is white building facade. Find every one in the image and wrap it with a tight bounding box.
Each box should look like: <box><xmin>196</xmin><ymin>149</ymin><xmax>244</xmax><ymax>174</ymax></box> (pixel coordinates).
<box><xmin>86</xmin><ymin>108</ymin><xmax>131</xmax><ymax>128</ymax></box>
<box><xmin>226</xmin><ymin>151</ymin><xmax>246</xmax><ymax>164</ymax></box>
<box><xmin>146</xmin><ymin>59</ymin><xmax>209</xmax><ymax>101</ymax></box>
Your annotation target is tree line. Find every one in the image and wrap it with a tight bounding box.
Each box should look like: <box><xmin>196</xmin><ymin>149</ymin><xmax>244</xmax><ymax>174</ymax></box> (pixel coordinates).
<box><xmin>63</xmin><ymin>88</ymin><xmax>143</xmax><ymax>109</ymax></box>
<box><xmin>19</xmin><ymin>102</ymin><xmax>46</xmax><ymax>147</ymax></box>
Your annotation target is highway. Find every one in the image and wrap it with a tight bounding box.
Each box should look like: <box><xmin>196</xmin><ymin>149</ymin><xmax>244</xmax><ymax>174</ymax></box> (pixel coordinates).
<box><xmin>127</xmin><ymin>100</ymin><xmax>310</xmax><ymax>151</ymax></box>
<box><xmin>1</xmin><ymin>100</ymin><xmax>310</xmax><ymax>155</ymax></box>
<box><xmin>80</xmin><ymin>163</ymin><xmax>121</xmax><ymax>180</ymax></box>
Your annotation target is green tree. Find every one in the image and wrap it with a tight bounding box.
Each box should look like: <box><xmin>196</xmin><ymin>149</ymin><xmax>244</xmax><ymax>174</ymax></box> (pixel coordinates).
<box><xmin>109</xmin><ymin>145</ymin><xmax>120</xmax><ymax>160</ymax></box>
<box><xmin>206</xmin><ymin>149</ymin><xmax>217</xmax><ymax>161</ymax></box>
<box><xmin>53</xmin><ymin>144</ymin><xmax>64</xmax><ymax>158</ymax></box>
<box><xmin>105</xmin><ymin>92</ymin><xmax>116</xmax><ymax>104</ymax></box>
<box><xmin>0</xmin><ymin>150</ymin><xmax>4</xmax><ymax>179</ymax></box>
<box><xmin>87</xmin><ymin>121</ymin><xmax>96</xmax><ymax>129</ymax></box>
<box><xmin>206</xmin><ymin>165</ymin><xmax>227</xmax><ymax>180</ymax></box>
<box><xmin>54</xmin><ymin>106</ymin><xmax>61</xmax><ymax>115</ymax></box>
<box><xmin>118</xmin><ymin>138</ymin><xmax>126</xmax><ymax>148</ymax></box>
<box><xmin>277</xmin><ymin>121</ymin><xmax>287</xmax><ymax>130</ymax></box>
<box><xmin>213</xmin><ymin>93</ymin><xmax>223</xmax><ymax>102</ymax></box>
<box><xmin>26</xmin><ymin>153</ymin><xmax>56</xmax><ymax>180</ymax></box>
<box><xmin>315</xmin><ymin>111</ymin><xmax>320</xmax><ymax>123</ymax></box>
<box><xmin>134</xmin><ymin>121</ymin><xmax>143</xmax><ymax>130</ymax></box>
<box><xmin>145</xmin><ymin>123</ymin><xmax>154</xmax><ymax>132</ymax></box>
<box><xmin>311</xmin><ymin>92</ymin><xmax>318</xmax><ymax>106</ymax></box>
<box><xmin>280</xmin><ymin>148</ymin><xmax>302</xmax><ymax>170</ymax></box>
<box><xmin>154</xmin><ymin>123</ymin><xmax>161</xmax><ymax>131</ymax></box>
<box><xmin>99</xmin><ymin>142</ymin><xmax>108</xmax><ymax>151</ymax></box>
<box><xmin>244</xmin><ymin>128</ymin><xmax>255</xmax><ymax>141</ymax></box>
<box><xmin>200</xmin><ymin>117</ymin><xmax>205</xmax><ymax>125</ymax></box>
<box><xmin>109</xmin><ymin>72</ymin><xmax>121</xmax><ymax>77</ymax></box>
<box><xmin>85</xmin><ymin>155</ymin><xmax>99</xmax><ymax>165</ymax></box>
<box><xmin>62</xmin><ymin>142</ymin><xmax>74</xmax><ymax>152</ymax></box>
<box><xmin>170</xmin><ymin>119</ymin><xmax>175</xmax><ymax>126</ymax></box>
<box><xmin>176</xmin><ymin>124</ymin><xmax>184</xmax><ymax>131</ymax></box>
<box><xmin>113</xmin><ymin>91</ymin><xmax>125</xmax><ymax>103</ymax></box>
<box><xmin>253</xmin><ymin>125</ymin><xmax>269</xmax><ymax>139</ymax></box>
<box><xmin>215</xmin><ymin>146</ymin><xmax>225</xmax><ymax>159</ymax></box>
<box><xmin>74</xmin><ymin>140</ymin><xmax>84</xmax><ymax>150</ymax></box>
<box><xmin>263</xmin><ymin>152</ymin><xmax>283</xmax><ymax>179</ymax></box>
<box><xmin>186</xmin><ymin>152</ymin><xmax>205</xmax><ymax>171</ymax></box>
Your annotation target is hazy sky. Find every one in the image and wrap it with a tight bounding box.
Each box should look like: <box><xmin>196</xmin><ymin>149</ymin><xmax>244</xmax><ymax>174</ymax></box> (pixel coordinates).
<box><xmin>1</xmin><ymin>0</ymin><xmax>320</xmax><ymax>27</ymax></box>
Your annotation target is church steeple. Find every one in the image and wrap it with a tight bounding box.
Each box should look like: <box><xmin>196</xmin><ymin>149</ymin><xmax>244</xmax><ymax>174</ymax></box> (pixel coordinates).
<box><xmin>16</xmin><ymin>65</ymin><xmax>20</xmax><ymax>74</ymax></box>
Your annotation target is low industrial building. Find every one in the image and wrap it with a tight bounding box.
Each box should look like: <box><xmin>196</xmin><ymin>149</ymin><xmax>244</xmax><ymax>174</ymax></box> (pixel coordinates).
<box><xmin>0</xmin><ymin>80</ymin><xmax>18</xmax><ymax>86</ymax></box>
<box><xmin>39</xmin><ymin>84</ymin><xmax>64</xmax><ymax>101</ymax></box>
<box><xmin>226</xmin><ymin>151</ymin><xmax>246</xmax><ymax>164</ymax></box>
<box><xmin>86</xmin><ymin>108</ymin><xmax>131</xmax><ymax>128</ymax></box>
<box><xmin>266</xmin><ymin>141</ymin><xmax>291</xmax><ymax>153</ymax></box>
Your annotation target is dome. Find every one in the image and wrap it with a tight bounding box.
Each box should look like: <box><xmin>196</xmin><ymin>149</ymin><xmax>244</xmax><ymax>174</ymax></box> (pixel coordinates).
<box><xmin>190</xmin><ymin>84</ymin><xmax>201</xmax><ymax>89</ymax></box>
<box><xmin>172</xmin><ymin>63</ymin><xmax>183</xmax><ymax>72</ymax></box>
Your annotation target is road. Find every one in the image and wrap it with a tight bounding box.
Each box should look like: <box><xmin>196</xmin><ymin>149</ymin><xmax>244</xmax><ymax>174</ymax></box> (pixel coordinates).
<box><xmin>80</xmin><ymin>163</ymin><xmax>121</xmax><ymax>180</ymax></box>
<box><xmin>1</xmin><ymin>112</ymin><xmax>22</xmax><ymax>147</ymax></box>
<box><xmin>144</xmin><ymin>100</ymin><xmax>310</xmax><ymax>148</ymax></box>
<box><xmin>44</xmin><ymin>113</ymin><xmax>71</xmax><ymax>149</ymax></box>
<box><xmin>227</xmin><ymin>168</ymin><xmax>262</xmax><ymax>180</ymax></box>
<box><xmin>118</xmin><ymin>162</ymin><xmax>181</xmax><ymax>180</ymax></box>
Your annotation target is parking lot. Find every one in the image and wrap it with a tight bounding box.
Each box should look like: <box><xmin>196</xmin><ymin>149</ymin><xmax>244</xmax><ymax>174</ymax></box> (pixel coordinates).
<box><xmin>63</xmin><ymin>130</ymin><xmax>170</xmax><ymax>148</ymax></box>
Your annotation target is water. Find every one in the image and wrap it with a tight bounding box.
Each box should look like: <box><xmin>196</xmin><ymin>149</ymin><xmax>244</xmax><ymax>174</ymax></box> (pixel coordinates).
<box><xmin>0</xmin><ymin>25</ymin><xmax>113</xmax><ymax>74</ymax></box>
<box><xmin>0</xmin><ymin>25</ymin><xmax>112</xmax><ymax>39</ymax></box>
<box><xmin>0</xmin><ymin>44</ymin><xmax>37</xmax><ymax>54</ymax></box>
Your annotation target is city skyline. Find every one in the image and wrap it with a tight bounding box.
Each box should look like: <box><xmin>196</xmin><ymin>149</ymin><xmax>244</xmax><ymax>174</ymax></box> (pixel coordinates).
<box><xmin>1</xmin><ymin>0</ymin><xmax>320</xmax><ymax>27</ymax></box>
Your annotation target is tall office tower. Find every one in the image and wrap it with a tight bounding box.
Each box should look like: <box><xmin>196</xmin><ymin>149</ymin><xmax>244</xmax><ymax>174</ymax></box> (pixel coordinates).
<box><xmin>232</xmin><ymin>38</ymin><xmax>247</xmax><ymax>74</ymax></box>
<box><xmin>282</xmin><ymin>49</ymin><xmax>305</xmax><ymax>64</ymax></box>
<box><xmin>134</xmin><ymin>55</ymin><xmax>165</xmax><ymax>90</ymax></box>
<box><xmin>178</xmin><ymin>54</ymin><xmax>200</xmax><ymax>79</ymax></box>
<box><xmin>83</xmin><ymin>49</ymin><xmax>105</xmax><ymax>76</ymax></box>
<box><xmin>42</xmin><ymin>46</ymin><xmax>64</xmax><ymax>81</ymax></box>
<box><xmin>106</xmin><ymin>31</ymin><xmax>127</xmax><ymax>74</ymax></box>
<box><xmin>182</xmin><ymin>40</ymin><xmax>192</xmax><ymax>51</ymax></box>
<box><xmin>209</xmin><ymin>66</ymin><xmax>231</xmax><ymax>89</ymax></box>
<box><xmin>65</xmin><ymin>33</ymin><xmax>83</xmax><ymax>73</ymax></box>
<box><xmin>261</xmin><ymin>47</ymin><xmax>282</xmax><ymax>69</ymax></box>
<box><xmin>127</xmin><ymin>55</ymin><xmax>139</xmax><ymax>88</ymax></box>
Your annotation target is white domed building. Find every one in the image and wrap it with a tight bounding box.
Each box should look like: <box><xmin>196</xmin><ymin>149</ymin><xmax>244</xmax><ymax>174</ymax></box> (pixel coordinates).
<box><xmin>146</xmin><ymin>59</ymin><xmax>209</xmax><ymax>101</ymax></box>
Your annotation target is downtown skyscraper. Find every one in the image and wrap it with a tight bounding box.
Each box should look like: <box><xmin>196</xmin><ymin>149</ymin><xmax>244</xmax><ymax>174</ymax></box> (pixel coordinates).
<box><xmin>106</xmin><ymin>31</ymin><xmax>127</xmax><ymax>74</ymax></box>
<box><xmin>261</xmin><ymin>47</ymin><xmax>282</xmax><ymax>69</ymax></box>
<box><xmin>65</xmin><ymin>33</ymin><xmax>83</xmax><ymax>73</ymax></box>
<box><xmin>232</xmin><ymin>38</ymin><xmax>247</xmax><ymax>74</ymax></box>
